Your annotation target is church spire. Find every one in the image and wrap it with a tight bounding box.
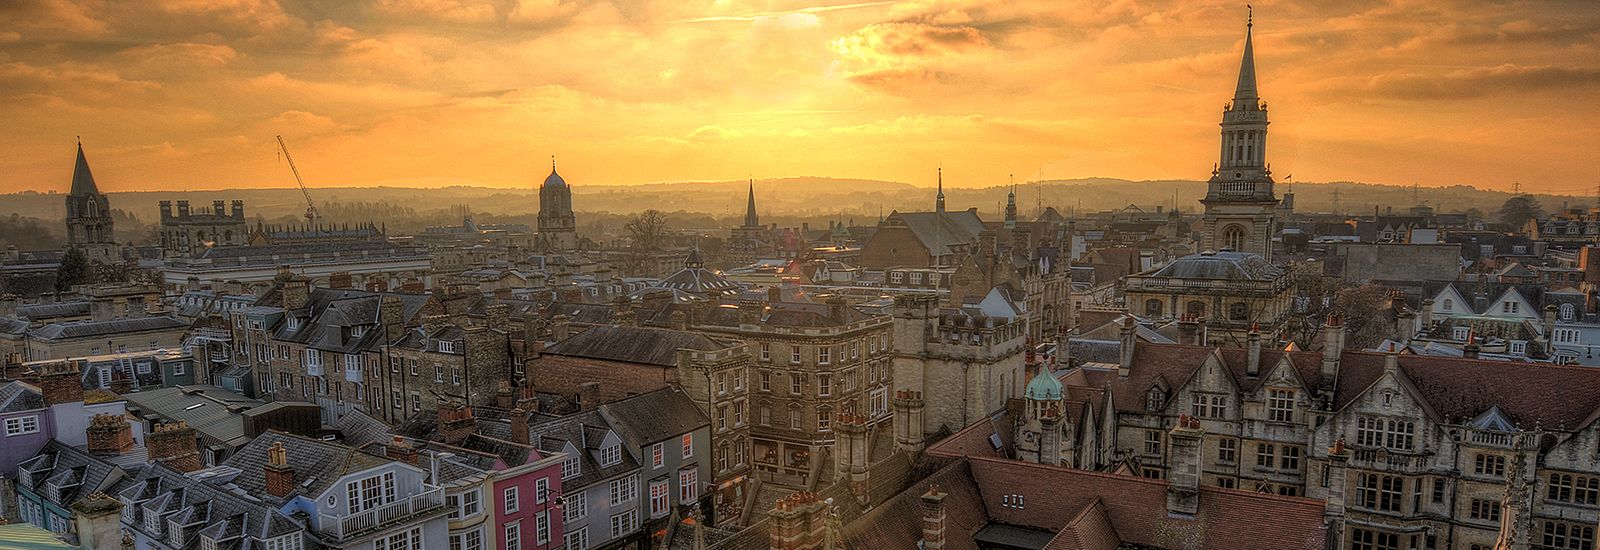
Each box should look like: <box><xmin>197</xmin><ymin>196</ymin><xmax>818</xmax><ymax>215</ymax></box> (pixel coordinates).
<box><xmin>935</xmin><ymin>166</ymin><xmax>946</xmax><ymax>214</ymax></box>
<box><xmin>1234</xmin><ymin>6</ymin><xmax>1259</xmax><ymax>105</ymax></box>
<box><xmin>743</xmin><ymin>179</ymin><xmax>759</xmax><ymax>228</ymax></box>
<box><xmin>1005</xmin><ymin>175</ymin><xmax>1018</xmax><ymax>230</ymax></box>
<box><xmin>70</xmin><ymin>141</ymin><xmax>100</xmax><ymax>196</ymax></box>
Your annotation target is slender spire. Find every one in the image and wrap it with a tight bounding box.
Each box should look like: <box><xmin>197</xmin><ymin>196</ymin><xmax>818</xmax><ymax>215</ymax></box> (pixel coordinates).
<box><xmin>743</xmin><ymin>179</ymin><xmax>759</xmax><ymax>228</ymax></box>
<box><xmin>1005</xmin><ymin>174</ymin><xmax>1018</xmax><ymax>229</ymax></box>
<box><xmin>935</xmin><ymin>166</ymin><xmax>946</xmax><ymax>214</ymax></box>
<box><xmin>70</xmin><ymin>141</ymin><xmax>100</xmax><ymax>196</ymax></box>
<box><xmin>1234</xmin><ymin>6</ymin><xmax>1259</xmax><ymax>103</ymax></box>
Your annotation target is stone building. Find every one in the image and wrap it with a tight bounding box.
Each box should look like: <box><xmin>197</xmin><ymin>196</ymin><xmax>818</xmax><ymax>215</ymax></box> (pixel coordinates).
<box><xmin>63</xmin><ymin>143</ymin><xmax>121</xmax><ymax>263</ymax></box>
<box><xmin>1122</xmin><ymin>250</ymin><xmax>1292</xmax><ymax>344</ymax></box>
<box><xmin>727</xmin><ymin>181</ymin><xmax>772</xmax><ymax>267</ymax></box>
<box><xmin>537</xmin><ymin>161</ymin><xmax>579</xmax><ymax>252</ymax></box>
<box><xmin>889</xmin><ymin>294</ymin><xmax>1027</xmax><ymax>444</ymax></box>
<box><xmin>383</xmin><ymin>305</ymin><xmax>514</xmax><ymax>424</ymax></box>
<box><xmin>158</xmin><ymin>199</ymin><xmax>248</xmax><ymax>257</ymax></box>
<box><xmin>1199</xmin><ymin>14</ymin><xmax>1279</xmax><ymax>260</ymax></box>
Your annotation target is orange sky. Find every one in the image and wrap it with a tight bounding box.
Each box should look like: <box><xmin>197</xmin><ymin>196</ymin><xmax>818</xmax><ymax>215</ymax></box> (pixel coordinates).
<box><xmin>2</xmin><ymin>0</ymin><xmax>1599</xmax><ymax>194</ymax></box>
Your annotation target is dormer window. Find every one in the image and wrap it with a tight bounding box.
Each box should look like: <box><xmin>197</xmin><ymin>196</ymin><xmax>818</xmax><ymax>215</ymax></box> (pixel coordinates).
<box><xmin>1146</xmin><ymin>389</ymin><xmax>1165</xmax><ymax>412</ymax></box>
<box><xmin>200</xmin><ymin>536</ymin><xmax>218</xmax><ymax>550</ymax></box>
<box><xmin>287</xmin><ymin>317</ymin><xmax>300</xmax><ymax>330</ymax></box>
<box><xmin>168</xmin><ymin>519</ymin><xmax>185</xmax><ymax>546</ymax></box>
<box><xmin>438</xmin><ymin>341</ymin><xmax>456</xmax><ymax>353</ymax></box>
<box><xmin>562</xmin><ymin>454</ymin><xmax>581</xmax><ymax>479</ymax></box>
<box><xmin>600</xmin><ymin>443</ymin><xmax>621</xmax><ymax>467</ymax></box>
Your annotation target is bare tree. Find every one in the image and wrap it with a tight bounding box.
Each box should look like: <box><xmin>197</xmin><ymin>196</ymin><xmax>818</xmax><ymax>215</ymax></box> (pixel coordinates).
<box><xmin>625</xmin><ymin>209</ymin><xmax>670</xmax><ymax>252</ymax></box>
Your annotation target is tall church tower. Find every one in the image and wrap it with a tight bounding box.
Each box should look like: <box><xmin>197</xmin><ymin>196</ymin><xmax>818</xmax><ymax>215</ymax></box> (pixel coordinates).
<box><xmin>65</xmin><ymin>142</ymin><xmax>121</xmax><ymax>263</ymax></box>
<box><xmin>536</xmin><ymin>159</ymin><xmax>578</xmax><ymax>252</ymax></box>
<box><xmin>1200</xmin><ymin>11</ymin><xmax>1278</xmax><ymax>261</ymax></box>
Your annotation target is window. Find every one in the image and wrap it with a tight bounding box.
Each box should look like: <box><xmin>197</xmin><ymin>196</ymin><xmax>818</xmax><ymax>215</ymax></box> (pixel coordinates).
<box><xmin>651</xmin><ymin>443</ymin><xmax>664</xmax><ymax>468</ymax></box>
<box><xmin>680</xmin><ymin>468</ymin><xmax>699</xmax><ymax>502</ymax></box>
<box><xmin>1555</xmin><ymin>328</ymin><xmax>1581</xmax><ymax>344</ymax></box>
<box><xmin>434</xmin><ymin>365</ymin><xmax>444</xmax><ymax>383</ymax></box>
<box><xmin>562</xmin><ymin>454</ymin><xmax>581</xmax><ymax>479</ymax></box>
<box><xmin>1543</xmin><ymin>521</ymin><xmax>1595</xmax><ymax>550</ymax></box>
<box><xmin>504</xmin><ymin>522</ymin><xmax>520</xmax><ymax>550</ymax></box>
<box><xmin>5</xmin><ymin>415</ymin><xmax>40</xmax><ymax>436</ymax></box>
<box><xmin>649</xmin><ymin>479</ymin><xmax>669</xmax><ymax>517</ymax></box>
<box><xmin>610</xmin><ymin>510</ymin><xmax>639</xmax><ymax>538</ymax></box>
<box><xmin>1144</xmin><ymin>430</ymin><xmax>1162</xmax><ymax>455</ymax></box>
<box><xmin>608</xmin><ymin>474</ymin><xmax>639</xmax><ymax>506</ymax></box>
<box><xmin>817</xmin><ymin>409</ymin><xmax>831</xmax><ymax>432</ymax></box>
<box><xmin>759</xmin><ymin>343</ymin><xmax>770</xmax><ymax>362</ymax></box>
<box><xmin>264</xmin><ymin>534</ymin><xmax>304</xmax><ymax>550</ymax></box>
<box><xmin>1502</xmin><ymin>301</ymin><xmax>1520</xmax><ymax>314</ymax></box>
<box><xmin>535</xmin><ymin>511</ymin><xmax>550</xmax><ymax>545</ymax></box>
<box><xmin>504</xmin><ymin>486</ymin><xmax>520</xmax><ymax>514</ymax></box>
<box><xmin>1350</xmin><ymin>528</ymin><xmax>1400</xmax><ymax>550</ymax></box>
<box><xmin>346</xmin><ymin>472</ymin><xmax>397</xmax><ymax>514</ymax></box>
<box><xmin>172</xmin><ymin>362</ymin><xmax>185</xmax><ymax>376</ymax></box>
<box><xmin>1256</xmin><ymin>443</ymin><xmax>1275</xmax><ymax>468</ymax></box>
<box><xmin>789</xmin><ymin>407</ymin><xmax>802</xmax><ymax>430</ymax></box>
<box><xmin>1561</xmin><ymin>303</ymin><xmax>1576</xmax><ymax>321</ymax></box>
<box><xmin>1144</xmin><ymin>299</ymin><xmax>1163</xmax><ymax>316</ymax></box>
<box><xmin>564</xmin><ymin>491</ymin><xmax>586</xmax><ymax>522</ymax></box>
<box><xmin>1279</xmin><ymin>446</ymin><xmax>1300</xmax><ymax>471</ymax></box>
<box><xmin>535</xmin><ymin>478</ymin><xmax>549</xmax><ymax>504</ymax></box>
<box><xmin>818</xmin><ymin>346</ymin><xmax>831</xmax><ymax>365</ymax></box>
<box><xmin>1474</xmin><ymin>454</ymin><xmax>1505</xmax><ymax>477</ymax></box>
<box><xmin>439</xmin><ymin>340</ymin><xmax>457</xmax><ymax>353</ymax></box>
<box><xmin>817</xmin><ymin>374</ymin><xmax>832</xmax><ymax>397</ymax></box>
<box><xmin>1356</xmin><ymin>473</ymin><xmax>1404</xmax><ymax>512</ymax></box>
<box><xmin>734</xmin><ymin>401</ymin><xmax>745</xmax><ymax>426</ymax></box>
<box><xmin>1548</xmin><ymin>473</ymin><xmax>1600</xmax><ymax>505</ymax></box>
<box><xmin>760</xmin><ymin>404</ymin><xmax>772</xmax><ymax>426</ymax></box>
<box><xmin>1217</xmin><ymin>438</ymin><xmax>1237</xmax><ymax>463</ymax></box>
<box><xmin>760</xmin><ymin>371</ymin><xmax>771</xmax><ymax>391</ymax></box>
<box><xmin>682</xmin><ymin>433</ymin><xmax>694</xmax><ymax>459</ymax></box>
<box><xmin>448</xmin><ymin>528</ymin><xmax>484</xmax><ymax>550</ymax></box>
<box><xmin>1227</xmin><ymin>302</ymin><xmax>1249</xmax><ymax>321</ymax></box>
<box><xmin>1432</xmin><ymin>479</ymin><xmax>1446</xmax><ymax>503</ymax></box>
<box><xmin>1267</xmin><ymin>389</ymin><xmax>1294</xmax><ymax>423</ymax></box>
<box><xmin>1469</xmin><ymin>499</ymin><xmax>1501</xmax><ymax>522</ymax></box>
<box><xmin>601</xmin><ymin>443</ymin><xmax>621</xmax><ymax>467</ymax></box>
<box><xmin>1222</xmin><ymin>225</ymin><xmax>1246</xmax><ymax>252</ymax></box>
<box><xmin>791</xmin><ymin>374</ymin><xmax>803</xmax><ymax>395</ymax></box>
<box><xmin>1451</xmin><ymin>326</ymin><xmax>1469</xmax><ymax>341</ymax></box>
<box><xmin>790</xmin><ymin>346</ymin><xmax>801</xmax><ymax>364</ymax></box>
<box><xmin>1509</xmin><ymin>340</ymin><xmax>1527</xmax><ymax>355</ymax></box>
<box><xmin>564</xmin><ymin>528</ymin><xmax>588</xmax><ymax>550</ymax></box>
<box><xmin>1356</xmin><ymin>417</ymin><xmax>1415</xmax><ymax>451</ymax></box>
<box><xmin>447</xmin><ymin>489</ymin><xmax>482</xmax><ymax>519</ymax></box>
<box><xmin>1190</xmin><ymin>394</ymin><xmax>1226</xmax><ymax>419</ymax></box>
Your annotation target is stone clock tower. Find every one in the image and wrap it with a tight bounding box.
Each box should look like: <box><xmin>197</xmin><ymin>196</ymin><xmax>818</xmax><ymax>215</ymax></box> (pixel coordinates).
<box><xmin>1200</xmin><ymin>12</ymin><xmax>1278</xmax><ymax>261</ymax></box>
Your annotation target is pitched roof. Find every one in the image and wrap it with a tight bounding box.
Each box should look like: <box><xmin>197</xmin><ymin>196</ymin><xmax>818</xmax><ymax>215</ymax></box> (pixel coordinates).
<box><xmin>543</xmin><ymin>325</ymin><xmax>736</xmax><ymax>367</ymax></box>
<box><xmin>27</xmin><ymin>315</ymin><xmax>188</xmax><ymax>340</ymax></box>
<box><xmin>122</xmin><ymin>385</ymin><xmax>266</xmax><ymax>448</ymax></box>
<box><xmin>600</xmin><ymin>387</ymin><xmax>709</xmax><ymax>447</ymax></box>
<box><xmin>69</xmin><ymin>143</ymin><xmax>100</xmax><ymax>196</ymax></box>
<box><xmin>222</xmin><ymin>431</ymin><xmax>394</xmax><ymax>504</ymax></box>
<box><xmin>0</xmin><ymin>380</ymin><xmax>44</xmax><ymax>413</ymax></box>
<box><xmin>889</xmin><ymin>209</ymin><xmax>987</xmax><ymax>258</ymax></box>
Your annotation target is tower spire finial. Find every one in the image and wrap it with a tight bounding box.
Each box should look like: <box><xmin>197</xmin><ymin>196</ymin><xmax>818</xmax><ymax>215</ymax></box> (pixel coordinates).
<box><xmin>935</xmin><ymin>165</ymin><xmax>946</xmax><ymax>214</ymax></box>
<box><xmin>551</xmin><ymin>155</ymin><xmax>556</xmax><ymax>170</ymax></box>
<box><xmin>1247</xmin><ymin>4</ymin><xmax>1253</xmax><ymax>27</ymax></box>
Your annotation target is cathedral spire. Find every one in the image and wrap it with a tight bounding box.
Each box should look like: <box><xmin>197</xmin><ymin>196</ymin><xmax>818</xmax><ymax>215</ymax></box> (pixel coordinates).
<box><xmin>70</xmin><ymin>141</ymin><xmax>100</xmax><ymax>196</ymax></box>
<box><xmin>1234</xmin><ymin>6</ymin><xmax>1259</xmax><ymax>104</ymax></box>
<box><xmin>743</xmin><ymin>179</ymin><xmax>759</xmax><ymax>228</ymax></box>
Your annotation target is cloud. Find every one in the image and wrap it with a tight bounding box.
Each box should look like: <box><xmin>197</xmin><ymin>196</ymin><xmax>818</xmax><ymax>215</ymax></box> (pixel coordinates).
<box><xmin>1337</xmin><ymin>64</ymin><xmax>1600</xmax><ymax>100</ymax></box>
<box><xmin>373</xmin><ymin>0</ymin><xmax>499</xmax><ymax>24</ymax></box>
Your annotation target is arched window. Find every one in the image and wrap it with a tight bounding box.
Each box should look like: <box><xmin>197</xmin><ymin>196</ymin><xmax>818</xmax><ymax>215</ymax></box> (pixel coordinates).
<box><xmin>1228</xmin><ymin>302</ymin><xmax>1249</xmax><ymax>321</ymax></box>
<box><xmin>1186</xmin><ymin>300</ymin><xmax>1208</xmax><ymax>318</ymax></box>
<box><xmin>1222</xmin><ymin>225</ymin><xmax>1246</xmax><ymax>251</ymax></box>
<box><xmin>1560</xmin><ymin>303</ymin><xmax>1576</xmax><ymax>322</ymax></box>
<box><xmin>1146</xmin><ymin>388</ymin><xmax>1165</xmax><ymax>412</ymax></box>
<box><xmin>1145</xmin><ymin>299</ymin><xmax>1164</xmax><ymax>316</ymax></box>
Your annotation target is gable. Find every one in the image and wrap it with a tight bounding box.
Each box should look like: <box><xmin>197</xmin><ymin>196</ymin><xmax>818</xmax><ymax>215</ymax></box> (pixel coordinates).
<box><xmin>1486</xmin><ymin>287</ymin><xmax>1537</xmax><ymax>319</ymax></box>
<box><xmin>1431</xmin><ymin>285</ymin><xmax>1471</xmax><ymax>315</ymax></box>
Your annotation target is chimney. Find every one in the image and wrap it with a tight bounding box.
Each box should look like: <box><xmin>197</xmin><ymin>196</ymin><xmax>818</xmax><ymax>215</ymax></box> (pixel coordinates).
<box><xmin>826</xmin><ymin>296</ymin><xmax>849</xmax><ymax>324</ymax></box>
<box><xmin>496</xmin><ymin>380</ymin><xmax>514</xmax><ymax>408</ymax></box>
<box><xmin>523</xmin><ymin>317</ymin><xmax>545</xmax><ymax>357</ymax></box>
<box><xmin>1118</xmin><ymin>316</ymin><xmax>1136</xmax><ymax>377</ymax></box>
<box><xmin>85</xmin><ymin>414</ymin><xmax>134</xmax><ymax>456</ymax></box>
<box><xmin>510</xmin><ymin>408</ymin><xmax>530</xmax><ymax>446</ymax></box>
<box><xmin>264</xmin><ymin>441</ymin><xmax>295</xmax><ymax>498</ymax></box>
<box><xmin>1177</xmin><ymin>315</ymin><xmax>1198</xmax><ymax>344</ymax></box>
<box><xmin>1421</xmin><ymin>298</ymin><xmax>1434</xmax><ymax>327</ymax></box>
<box><xmin>159</xmin><ymin>200</ymin><xmax>173</xmax><ymax>220</ymax></box>
<box><xmin>767</xmin><ymin>285</ymin><xmax>782</xmax><ymax>304</ymax></box>
<box><xmin>380</xmin><ymin>295</ymin><xmax>406</xmax><ymax>344</ymax></box>
<box><xmin>738</xmin><ymin>300</ymin><xmax>763</xmax><ymax>326</ymax></box>
<box><xmin>1321</xmin><ymin>314</ymin><xmax>1345</xmax><ymax>388</ymax></box>
<box><xmin>920</xmin><ymin>484</ymin><xmax>948</xmax><ymax>550</ymax></box>
<box><xmin>892</xmin><ymin>390</ymin><xmax>926</xmax><ymax>453</ymax></box>
<box><xmin>1384</xmin><ymin>342</ymin><xmax>1400</xmax><ymax>376</ymax></box>
<box><xmin>486</xmin><ymin>303</ymin><xmax>510</xmax><ymax>330</ymax></box>
<box><xmin>69</xmin><ymin>492</ymin><xmax>124</xmax><ymax>550</ymax></box>
<box><xmin>1325</xmin><ymin>438</ymin><xmax>1350</xmax><ymax>523</ymax></box>
<box><xmin>1246</xmin><ymin>324</ymin><xmax>1262</xmax><ymax>377</ymax></box>
<box><xmin>767</xmin><ymin>492</ymin><xmax>827</xmax><ymax>550</ymax></box>
<box><xmin>669</xmin><ymin>310</ymin><xmax>688</xmax><ymax>331</ymax></box>
<box><xmin>578</xmin><ymin>381</ymin><xmax>601</xmax><ymax>412</ymax></box>
<box><xmin>177</xmin><ymin>200</ymin><xmax>190</xmax><ymax>217</ymax></box>
<box><xmin>147</xmin><ymin>421</ymin><xmax>202</xmax><ymax>472</ymax></box>
<box><xmin>328</xmin><ymin>271</ymin><xmax>352</xmax><ymax>289</ymax></box>
<box><xmin>38</xmin><ymin>360</ymin><xmax>85</xmax><ymax>405</ymax></box>
<box><xmin>1463</xmin><ymin>330</ymin><xmax>1480</xmax><ymax>359</ymax></box>
<box><xmin>437</xmin><ymin>402</ymin><xmax>477</xmax><ymax>446</ymax></box>
<box><xmin>231</xmin><ymin>199</ymin><xmax>244</xmax><ymax>219</ymax></box>
<box><xmin>386</xmin><ymin>436</ymin><xmax>420</xmax><ymax>465</ymax></box>
<box><xmin>281</xmin><ymin>274</ymin><xmax>310</xmax><ymax>310</ymax></box>
<box><xmin>551</xmin><ymin>314</ymin><xmax>570</xmax><ymax>341</ymax></box>
<box><xmin>1166</xmin><ymin>414</ymin><xmax>1203</xmax><ymax>516</ymax></box>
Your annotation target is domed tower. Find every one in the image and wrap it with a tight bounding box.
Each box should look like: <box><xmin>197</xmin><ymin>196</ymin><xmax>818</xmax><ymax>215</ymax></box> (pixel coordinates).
<box><xmin>1016</xmin><ymin>365</ymin><xmax>1066</xmax><ymax>466</ymax></box>
<box><xmin>64</xmin><ymin>142</ymin><xmax>121</xmax><ymax>263</ymax></box>
<box><xmin>537</xmin><ymin>159</ymin><xmax>578</xmax><ymax>252</ymax></box>
<box><xmin>1200</xmin><ymin>10</ymin><xmax>1279</xmax><ymax>261</ymax></box>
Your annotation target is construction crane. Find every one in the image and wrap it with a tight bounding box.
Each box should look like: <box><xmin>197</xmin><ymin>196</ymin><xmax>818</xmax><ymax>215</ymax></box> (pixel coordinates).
<box><xmin>275</xmin><ymin>135</ymin><xmax>319</xmax><ymax>225</ymax></box>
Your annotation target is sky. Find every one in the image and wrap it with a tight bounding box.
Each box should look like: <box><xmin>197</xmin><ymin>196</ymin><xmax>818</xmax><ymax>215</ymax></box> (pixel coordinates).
<box><xmin>2</xmin><ymin>0</ymin><xmax>1599</xmax><ymax>194</ymax></box>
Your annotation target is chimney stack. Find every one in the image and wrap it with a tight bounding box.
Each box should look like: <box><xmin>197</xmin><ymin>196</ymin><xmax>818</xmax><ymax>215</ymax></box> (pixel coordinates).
<box><xmin>826</xmin><ymin>296</ymin><xmax>849</xmax><ymax>324</ymax></box>
<box><xmin>1246</xmin><ymin>324</ymin><xmax>1262</xmax><ymax>377</ymax></box>
<box><xmin>38</xmin><ymin>360</ymin><xmax>85</xmax><ymax>405</ymax></box>
<box><xmin>551</xmin><ymin>314</ymin><xmax>570</xmax><ymax>341</ymax></box>
<box><xmin>1320</xmin><ymin>313</ymin><xmax>1345</xmax><ymax>388</ymax></box>
<box><xmin>920</xmin><ymin>484</ymin><xmax>949</xmax><ymax>550</ymax></box>
<box><xmin>510</xmin><ymin>408</ymin><xmax>530</xmax><ymax>446</ymax></box>
<box><xmin>1463</xmin><ymin>330</ymin><xmax>1481</xmax><ymax>359</ymax></box>
<box><xmin>892</xmin><ymin>390</ymin><xmax>926</xmax><ymax>453</ymax></box>
<box><xmin>436</xmin><ymin>402</ymin><xmax>477</xmax><ymax>446</ymax></box>
<box><xmin>386</xmin><ymin>436</ymin><xmax>420</xmax><ymax>465</ymax></box>
<box><xmin>147</xmin><ymin>421</ymin><xmax>202</xmax><ymax>472</ymax></box>
<box><xmin>264</xmin><ymin>441</ymin><xmax>295</xmax><ymax>498</ymax></box>
<box><xmin>85</xmin><ymin>414</ymin><xmax>134</xmax><ymax>456</ymax></box>
<box><xmin>579</xmin><ymin>381</ymin><xmax>601</xmax><ymax>412</ymax></box>
<box><xmin>69</xmin><ymin>492</ymin><xmax>124</xmax><ymax>550</ymax></box>
<box><xmin>1324</xmin><ymin>438</ymin><xmax>1350</xmax><ymax>521</ymax></box>
<box><xmin>1166</xmin><ymin>414</ymin><xmax>1204</xmax><ymax>516</ymax></box>
<box><xmin>1118</xmin><ymin>316</ymin><xmax>1137</xmax><ymax>377</ymax></box>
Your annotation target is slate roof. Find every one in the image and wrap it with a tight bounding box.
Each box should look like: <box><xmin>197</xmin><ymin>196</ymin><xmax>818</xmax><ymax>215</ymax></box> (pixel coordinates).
<box><xmin>274</xmin><ymin>289</ymin><xmax>434</xmax><ymax>353</ymax></box>
<box><xmin>27</xmin><ymin>315</ymin><xmax>188</xmax><ymax>340</ymax></box>
<box><xmin>16</xmin><ymin>441</ymin><xmax>127</xmax><ymax>508</ymax></box>
<box><xmin>0</xmin><ymin>380</ymin><xmax>44</xmax><ymax>413</ymax></box>
<box><xmin>69</xmin><ymin>143</ymin><xmax>100</xmax><ymax>196</ymax></box>
<box><xmin>1080</xmin><ymin>342</ymin><xmax>1600</xmax><ymax>431</ymax></box>
<box><xmin>122</xmin><ymin>385</ymin><xmax>265</xmax><ymax>449</ymax></box>
<box><xmin>600</xmin><ymin>387</ymin><xmax>709</xmax><ymax>447</ymax></box>
<box><xmin>543</xmin><ymin>325</ymin><xmax>736</xmax><ymax>367</ymax></box>
<box><xmin>222</xmin><ymin>431</ymin><xmax>393</xmax><ymax>504</ymax></box>
<box><xmin>1144</xmin><ymin>251</ymin><xmax>1281</xmax><ymax>281</ymax></box>
<box><xmin>337</xmin><ymin>409</ymin><xmax>396</xmax><ymax>449</ymax></box>
<box><xmin>15</xmin><ymin>301</ymin><xmax>90</xmax><ymax>321</ymax></box>
<box><xmin>889</xmin><ymin>209</ymin><xmax>988</xmax><ymax>258</ymax></box>
<box><xmin>843</xmin><ymin>456</ymin><xmax>1326</xmax><ymax>550</ymax></box>
<box><xmin>657</xmin><ymin>266</ymin><xmax>741</xmax><ymax>295</ymax></box>
<box><xmin>114</xmin><ymin>461</ymin><xmax>305</xmax><ymax>543</ymax></box>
